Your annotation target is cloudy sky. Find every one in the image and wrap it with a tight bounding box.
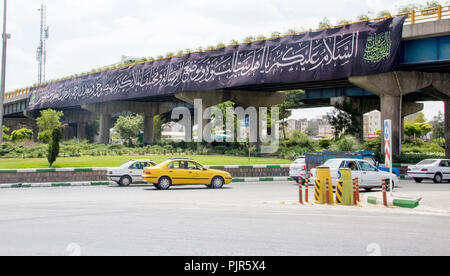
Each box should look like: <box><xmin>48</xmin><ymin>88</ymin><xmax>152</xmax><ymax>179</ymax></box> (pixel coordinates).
<box><xmin>1</xmin><ymin>0</ymin><xmax>446</xmax><ymax>120</ymax></box>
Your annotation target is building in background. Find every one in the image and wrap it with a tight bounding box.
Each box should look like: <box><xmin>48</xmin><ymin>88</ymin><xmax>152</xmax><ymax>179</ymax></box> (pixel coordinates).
<box><xmin>286</xmin><ymin>116</ymin><xmax>334</xmax><ymax>139</ymax></box>
<box><xmin>364</xmin><ymin>110</ymin><xmax>381</xmax><ymax>139</ymax></box>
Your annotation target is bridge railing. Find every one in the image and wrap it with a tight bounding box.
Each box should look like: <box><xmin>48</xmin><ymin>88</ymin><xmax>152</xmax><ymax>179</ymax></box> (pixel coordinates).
<box><xmin>3</xmin><ymin>88</ymin><xmax>31</xmax><ymax>101</ymax></box>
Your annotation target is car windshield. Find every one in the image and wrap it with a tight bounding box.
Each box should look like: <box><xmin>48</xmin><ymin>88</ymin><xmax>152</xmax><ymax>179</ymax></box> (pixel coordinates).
<box><xmin>294</xmin><ymin>158</ymin><xmax>305</xmax><ymax>164</ymax></box>
<box><xmin>417</xmin><ymin>160</ymin><xmax>438</xmax><ymax>166</ymax></box>
<box><xmin>322</xmin><ymin>159</ymin><xmax>342</xmax><ymax>168</ymax></box>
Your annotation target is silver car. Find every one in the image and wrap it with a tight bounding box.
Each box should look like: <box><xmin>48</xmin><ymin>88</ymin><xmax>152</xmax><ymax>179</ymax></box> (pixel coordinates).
<box><xmin>107</xmin><ymin>160</ymin><xmax>157</xmax><ymax>186</ymax></box>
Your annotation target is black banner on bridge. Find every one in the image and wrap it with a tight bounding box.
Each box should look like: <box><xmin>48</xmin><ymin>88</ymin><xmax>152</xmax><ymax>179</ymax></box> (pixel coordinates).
<box><xmin>27</xmin><ymin>16</ymin><xmax>406</xmax><ymax>111</ymax></box>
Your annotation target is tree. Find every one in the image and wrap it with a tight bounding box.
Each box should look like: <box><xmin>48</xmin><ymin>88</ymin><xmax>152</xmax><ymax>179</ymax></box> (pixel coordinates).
<box><xmin>36</xmin><ymin>109</ymin><xmax>64</xmax><ymax>132</ymax></box>
<box><xmin>418</xmin><ymin>122</ymin><xmax>433</xmax><ymax>137</ymax></box>
<box><xmin>327</xmin><ymin>102</ymin><xmax>363</xmax><ymax>141</ymax></box>
<box><xmin>275</xmin><ymin>90</ymin><xmax>305</xmax><ymax>140</ymax></box>
<box><xmin>430</xmin><ymin>111</ymin><xmax>444</xmax><ymax>139</ymax></box>
<box><xmin>10</xmin><ymin>128</ymin><xmax>33</xmax><ymax>142</ymax></box>
<box><xmin>404</xmin><ymin>122</ymin><xmax>422</xmax><ymax>138</ymax></box>
<box><xmin>413</xmin><ymin>112</ymin><xmax>426</xmax><ymax>123</ymax></box>
<box><xmin>47</xmin><ymin>127</ymin><xmax>62</xmax><ymax>167</ymax></box>
<box><xmin>404</xmin><ymin>122</ymin><xmax>432</xmax><ymax>139</ymax></box>
<box><xmin>113</xmin><ymin>115</ymin><xmax>144</xmax><ymax>146</ymax></box>
<box><xmin>2</xmin><ymin>126</ymin><xmax>10</xmax><ymax>141</ymax></box>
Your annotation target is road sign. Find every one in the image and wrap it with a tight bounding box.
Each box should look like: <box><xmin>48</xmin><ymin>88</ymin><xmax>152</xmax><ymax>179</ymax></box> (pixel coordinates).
<box><xmin>384</xmin><ymin>120</ymin><xmax>393</xmax><ymax>195</ymax></box>
<box><xmin>384</xmin><ymin>120</ymin><xmax>392</xmax><ymax>168</ymax></box>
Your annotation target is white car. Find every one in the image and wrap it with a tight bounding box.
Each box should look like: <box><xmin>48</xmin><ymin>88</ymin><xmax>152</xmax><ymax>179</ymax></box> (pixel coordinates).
<box><xmin>310</xmin><ymin>158</ymin><xmax>399</xmax><ymax>191</ymax></box>
<box><xmin>290</xmin><ymin>156</ymin><xmax>307</xmax><ymax>184</ymax></box>
<box><xmin>107</xmin><ymin>160</ymin><xmax>157</xmax><ymax>186</ymax></box>
<box><xmin>407</xmin><ymin>159</ymin><xmax>450</xmax><ymax>183</ymax></box>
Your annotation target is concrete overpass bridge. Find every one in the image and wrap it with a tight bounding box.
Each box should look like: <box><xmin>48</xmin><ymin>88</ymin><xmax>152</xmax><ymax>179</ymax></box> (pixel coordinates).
<box><xmin>2</xmin><ymin>7</ymin><xmax>450</xmax><ymax>156</ymax></box>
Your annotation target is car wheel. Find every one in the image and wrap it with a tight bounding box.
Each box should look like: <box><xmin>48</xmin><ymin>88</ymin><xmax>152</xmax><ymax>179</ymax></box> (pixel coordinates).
<box><xmin>414</xmin><ymin>178</ymin><xmax>423</xmax><ymax>183</ymax></box>
<box><xmin>157</xmin><ymin>177</ymin><xmax>172</xmax><ymax>190</ymax></box>
<box><xmin>433</xmin><ymin>173</ymin><xmax>443</xmax><ymax>184</ymax></box>
<box><xmin>118</xmin><ymin>176</ymin><xmax>132</xmax><ymax>187</ymax></box>
<box><xmin>211</xmin><ymin>176</ymin><xmax>225</xmax><ymax>189</ymax></box>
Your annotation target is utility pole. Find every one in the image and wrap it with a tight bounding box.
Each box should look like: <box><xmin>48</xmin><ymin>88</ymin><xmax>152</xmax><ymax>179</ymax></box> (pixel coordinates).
<box><xmin>37</xmin><ymin>3</ymin><xmax>48</xmax><ymax>84</ymax></box>
<box><xmin>0</xmin><ymin>0</ymin><xmax>11</xmax><ymax>144</ymax></box>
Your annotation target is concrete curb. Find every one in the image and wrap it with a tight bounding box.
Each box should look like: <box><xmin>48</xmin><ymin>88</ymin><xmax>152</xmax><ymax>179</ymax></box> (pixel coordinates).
<box><xmin>0</xmin><ymin>181</ymin><xmax>110</xmax><ymax>189</ymax></box>
<box><xmin>0</xmin><ymin>168</ymin><xmax>107</xmax><ymax>173</ymax></box>
<box><xmin>367</xmin><ymin>195</ymin><xmax>421</xmax><ymax>209</ymax></box>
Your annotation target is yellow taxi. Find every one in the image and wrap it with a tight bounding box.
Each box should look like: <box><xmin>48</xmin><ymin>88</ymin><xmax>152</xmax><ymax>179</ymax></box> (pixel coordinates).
<box><xmin>142</xmin><ymin>158</ymin><xmax>233</xmax><ymax>190</ymax></box>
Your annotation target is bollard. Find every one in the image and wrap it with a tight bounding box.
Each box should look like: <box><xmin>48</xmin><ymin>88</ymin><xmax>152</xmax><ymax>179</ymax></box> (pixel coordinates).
<box><xmin>352</xmin><ymin>178</ymin><xmax>357</xmax><ymax>206</ymax></box>
<box><xmin>315</xmin><ymin>167</ymin><xmax>334</xmax><ymax>205</ymax></box>
<box><xmin>382</xmin><ymin>179</ymin><xmax>388</xmax><ymax>207</ymax></box>
<box><xmin>336</xmin><ymin>181</ymin><xmax>343</xmax><ymax>204</ymax></box>
<box><xmin>298</xmin><ymin>179</ymin><xmax>303</xmax><ymax>205</ymax></box>
<box><xmin>338</xmin><ymin>169</ymin><xmax>353</xmax><ymax>206</ymax></box>
<box><xmin>305</xmin><ymin>177</ymin><xmax>309</xmax><ymax>203</ymax></box>
<box><xmin>356</xmin><ymin>177</ymin><xmax>360</xmax><ymax>203</ymax></box>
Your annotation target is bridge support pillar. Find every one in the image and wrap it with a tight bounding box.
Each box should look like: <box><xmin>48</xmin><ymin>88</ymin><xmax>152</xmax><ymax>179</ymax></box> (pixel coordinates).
<box><xmin>98</xmin><ymin>114</ymin><xmax>111</xmax><ymax>144</ymax></box>
<box><xmin>349</xmin><ymin>71</ymin><xmax>432</xmax><ymax>156</ymax></box>
<box><xmin>425</xmin><ymin>73</ymin><xmax>450</xmax><ymax>158</ymax></box>
<box><xmin>77</xmin><ymin>122</ymin><xmax>87</xmax><ymax>141</ymax></box>
<box><xmin>446</xmin><ymin>99</ymin><xmax>450</xmax><ymax>158</ymax></box>
<box><xmin>143</xmin><ymin>115</ymin><xmax>155</xmax><ymax>145</ymax></box>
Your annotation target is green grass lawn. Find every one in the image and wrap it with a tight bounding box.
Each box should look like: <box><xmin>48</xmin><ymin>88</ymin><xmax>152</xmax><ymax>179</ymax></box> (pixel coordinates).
<box><xmin>0</xmin><ymin>155</ymin><xmax>291</xmax><ymax>169</ymax></box>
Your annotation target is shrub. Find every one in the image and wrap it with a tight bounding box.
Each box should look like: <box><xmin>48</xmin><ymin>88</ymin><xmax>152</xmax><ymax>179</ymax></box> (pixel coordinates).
<box><xmin>10</xmin><ymin>128</ymin><xmax>33</xmax><ymax>142</ymax></box>
<box><xmin>38</xmin><ymin>130</ymin><xmax>52</xmax><ymax>143</ymax></box>
<box><xmin>319</xmin><ymin>139</ymin><xmax>331</xmax><ymax>149</ymax></box>
<box><xmin>288</xmin><ymin>131</ymin><xmax>314</xmax><ymax>149</ymax></box>
<box><xmin>330</xmin><ymin>135</ymin><xmax>361</xmax><ymax>151</ymax></box>
<box><xmin>2</xmin><ymin>126</ymin><xmax>10</xmax><ymax>141</ymax></box>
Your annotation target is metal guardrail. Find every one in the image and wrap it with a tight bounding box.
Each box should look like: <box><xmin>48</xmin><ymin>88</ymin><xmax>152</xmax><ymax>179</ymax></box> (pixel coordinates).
<box><xmin>3</xmin><ymin>5</ymin><xmax>450</xmax><ymax>101</ymax></box>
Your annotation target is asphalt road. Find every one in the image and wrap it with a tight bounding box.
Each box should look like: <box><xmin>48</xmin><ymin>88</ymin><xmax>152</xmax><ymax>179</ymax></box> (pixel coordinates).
<box><xmin>0</xmin><ymin>180</ymin><xmax>449</xmax><ymax>256</ymax></box>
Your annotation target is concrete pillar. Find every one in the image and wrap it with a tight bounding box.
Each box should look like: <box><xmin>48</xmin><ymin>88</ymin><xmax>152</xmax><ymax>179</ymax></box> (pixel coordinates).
<box><xmin>143</xmin><ymin>115</ymin><xmax>154</xmax><ymax>145</ymax></box>
<box><xmin>380</xmin><ymin>94</ymin><xmax>401</xmax><ymax>155</ymax></box>
<box><xmin>98</xmin><ymin>114</ymin><xmax>111</xmax><ymax>144</ymax></box>
<box><xmin>349</xmin><ymin>71</ymin><xmax>433</xmax><ymax>156</ymax></box>
<box><xmin>446</xmin><ymin>99</ymin><xmax>450</xmax><ymax>158</ymax></box>
<box><xmin>77</xmin><ymin>122</ymin><xmax>87</xmax><ymax>141</ymax></box>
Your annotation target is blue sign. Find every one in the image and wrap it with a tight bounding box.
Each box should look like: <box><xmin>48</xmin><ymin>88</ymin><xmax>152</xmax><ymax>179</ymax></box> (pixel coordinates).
<box><xmin>384</xmin><ymin>120</ymin><xmax>390</xmax><ymax>141</ymax></box>
<box><xmin>338</xmin><ymin>171</ymin><xmax>342</xmax><ymax>179</ymax></box>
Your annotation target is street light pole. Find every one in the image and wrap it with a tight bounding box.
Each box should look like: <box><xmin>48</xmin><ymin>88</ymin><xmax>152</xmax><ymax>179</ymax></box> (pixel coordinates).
<box><xmin>0</xmin><ymin>0</ymin><xmax>9</xmax><ymax>144</ymax></box>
